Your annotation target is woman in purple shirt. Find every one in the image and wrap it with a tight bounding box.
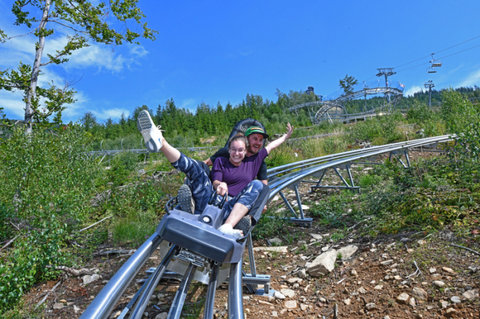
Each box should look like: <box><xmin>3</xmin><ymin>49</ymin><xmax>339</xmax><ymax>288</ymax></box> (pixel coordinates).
<box><xmin>137</xmin><ymin>110</ymin><xmax>293</xmax><ymax>238</ymax></box>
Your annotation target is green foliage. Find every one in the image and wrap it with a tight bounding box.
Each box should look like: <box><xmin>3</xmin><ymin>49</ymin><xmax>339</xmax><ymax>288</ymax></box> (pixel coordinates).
<box><xmin>310</xmin><ymin>192</ymin><xmax>355</xmax><ymax>228</ymax></box>
<box><xmin>347</xmin><ymin>112</ymin><xmax>404</xmax><ymax>144</ymax></box>
<box><xmin>440</xmin><ymin>90</ymin><xmax>480</xmax><ymax>162</ymax></box>
<box><xmin>360</xmin><ymin>158</ymin><xmax>480</xmax><ymax>237</ymax></box>
<box><xmin>406</xmin><ymin>101</ymin><xmax>445</xmax><ymax>136</ymax></box>
<box><xmin>0</xmin><ymin>127</ymin><xmax>103</xmax><ymax>312</ymax></box>
<box><xmin>265</xmin><ymin>144</ymin><xmax>298</xmax><ymax>168</ymax></box>
<box><xmin>106</xmin><ymin>152</ymin><xmax>141</xmax><ymax>186</ymax></box>
<box><xmin>253</xmin><ymin>213</ymin><xmax>287</xmax><ymax>240</ymax></box>
<box><xmin>339</xmin><ymin>74</ymin><xmax>358</xmax><ymax>96</ymax></box>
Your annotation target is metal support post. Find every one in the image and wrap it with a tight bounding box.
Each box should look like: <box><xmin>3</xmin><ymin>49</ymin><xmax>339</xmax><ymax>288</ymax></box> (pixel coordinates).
<box><xmin>279</xmin><ymin>191</ymin><xmax>298</xmax><ymax>218</ymax></box>
<box><xmin>294</xmin><ymin>184</ymin><xmax>306</xmax><ymax>220</ymax></box>
<box><xmin>228</xmin><ymin>260</ymin><xmax>244</xmax><ymax>319</ymax></box>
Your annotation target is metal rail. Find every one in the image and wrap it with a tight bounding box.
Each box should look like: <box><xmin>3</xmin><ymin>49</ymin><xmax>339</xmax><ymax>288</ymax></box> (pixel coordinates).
<box><xmin>81</xmin><ymin>135</ymin><xmax>454</xmax><ymax>318</ymax></box>
<box><xmin>266</xmin><ymin>135</ymin><xmax>454</xmax><ymax>224</ymax></box>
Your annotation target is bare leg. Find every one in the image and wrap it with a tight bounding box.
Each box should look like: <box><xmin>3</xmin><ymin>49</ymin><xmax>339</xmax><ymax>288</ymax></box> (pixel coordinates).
<box><xmin>218</xmin><ymin>203</ymin><xmax>249</xmax><ymax>238</ymax></box>
<box><xmin>223</xmin><ymin>203</ymin><xmax>249</xmax><ymax>228</ymax></box>
<box><xmin>159</xmin><ymin>139</ymin><xmax>181</xmax><ymax>163</ymax></box>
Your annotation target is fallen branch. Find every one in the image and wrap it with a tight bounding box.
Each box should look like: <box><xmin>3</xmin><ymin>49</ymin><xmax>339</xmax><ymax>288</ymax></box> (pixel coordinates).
<box><xmin>48</xmin><ymin>265</ymin><xmax>94</xmax><ymax>277</ymax></box>
<box><xmin>94</xmin><ymin>249</ymin><xmax>136</xmax><ymax>256</ymax></box>
<box><xmin>347</xmin><ymin>216</ymin><xmax>372</xmax><ymax>231</ymax></box>
<box><xmin>406</xmin><ymin>260</ymin><xmax>421</xmax><ymax>278</ymax></box>
<box><xmin>450</xmin><ymin>243</ymin><xmax>480</xmax><ymax>256</ymax></box>
<box><xmin>1</xmin><ymin>235</ymin><xmax>19</xmax><ymax>251</ymax></box>
<box><xmin>35</xmin><ymin>280</ymin><xmax>62</xmax><ymax>310</ymax></box>
<box><xmin>78</xmin><ymin>215</ymin><xmax>112</xmax><ymax>233</ymax></box>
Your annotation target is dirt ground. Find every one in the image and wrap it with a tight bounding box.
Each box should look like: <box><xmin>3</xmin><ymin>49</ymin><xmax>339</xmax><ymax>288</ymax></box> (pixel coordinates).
<box><xmin>19</xmin><ymin>151</ymin><xmax>480</xmax><ymax>318</ymax></box>
<box><xmin>21</xmin><ymin>223</ymin><xmax>479</xmax><ymax>319</ymax></box>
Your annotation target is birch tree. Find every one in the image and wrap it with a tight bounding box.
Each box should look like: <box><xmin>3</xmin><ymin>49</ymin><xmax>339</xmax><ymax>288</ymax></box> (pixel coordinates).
<box><xmin>0</xmin><ymin>0</ymin><xmax>156</xmax><ymax>133</ymax></box>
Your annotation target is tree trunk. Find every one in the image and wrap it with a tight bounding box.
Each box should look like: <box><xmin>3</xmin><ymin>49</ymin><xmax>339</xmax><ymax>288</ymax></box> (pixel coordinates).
<box><xmin>24</xmin><ymin>0</ymin><xmax>51</xmax><ymax>134</ymax></box>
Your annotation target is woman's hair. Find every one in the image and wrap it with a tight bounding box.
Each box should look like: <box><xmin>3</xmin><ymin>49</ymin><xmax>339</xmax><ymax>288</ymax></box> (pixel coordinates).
<box><xmin>227</xmin><ymin>133</ymin><xmax>247</xmax><ymax>149</ymax></box>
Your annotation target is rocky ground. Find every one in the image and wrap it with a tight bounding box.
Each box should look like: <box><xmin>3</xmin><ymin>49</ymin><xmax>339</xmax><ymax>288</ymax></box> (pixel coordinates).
<box><xmin>19</xmin><ymin>153</ymin><xmax>480</xmax><ymax>318</ymax></box>
<box><xmin>21</xmin><ymin>222</ymin><xmax>479</xmax><ymax>319</ymax></box>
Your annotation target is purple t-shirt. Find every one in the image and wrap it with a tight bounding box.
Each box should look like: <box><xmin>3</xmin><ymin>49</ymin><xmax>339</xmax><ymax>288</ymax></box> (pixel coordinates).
<box><xmin>211</xmin><ymin>148</ymin><xmax>268</xmax><ymax>197</ymax></box>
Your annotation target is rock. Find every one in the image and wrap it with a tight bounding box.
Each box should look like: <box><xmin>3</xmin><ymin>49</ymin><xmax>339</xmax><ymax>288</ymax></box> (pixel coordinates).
<box><xmin>300</xmin><ymin>303</ymin><xmax>309</xmax><ymax>311</ymax></box>
<box><xmin>154</xmin><ymin>313</ymin><xmax>167</xmax><ymax>319</ymax></box>
<box><xmin>450</xmin><ymin>296</ymin><xmax>461</xmax><ymax>304</ymax></box>
<box><xmin>306</xmin><ymin>249</ymin><xmax>337</xmax><ymax>276</ymax></box>
<box><xmin>408</xmin><ymin>297</ymin><xmax>416</xmax><ymax>308</ymax></box>
<box><xmin>73</xmin><ymin>305</ymin><xmax>80</xmax><ymax>313</ymax></box>
<box><xmin>343</xmin><ymin>298</ymin><xmax>351</xmax><ymax>305</ymax></box>
<box><xmin>336</xmin><ymin>245</ymin><xmax>358</xmax><ymax>260</ymax></box>
<box><xmin>253</xmin><ymin>246</ymin><xmax>288</xmax><ymax>253</ymax></box>
<box><xmin>280</xmin><ymin>288</ymin><xmax>295</xmax><ymax>298</ymax></box>
<box><xmin>351</xmin><ymin>268</ymin><xmax>358</xmax><ymax>276</ymax></box>
<box><xmin>433</xmin><ymin>280</ymin><xmax>445</xmax><ymax>288</ymax></box>
<box><xmin>296</xmin><ymin>268</ymin><xmax>307</xmax><ymax>278</ymax></box>
<box><xmin>284</xmin><ymin>300</ymin><xmax>297</xmax><ymax>309</ymax></box>
<box><xmin>445</xmin><ymin>308</ymin><xmax>457</xmax><ymax>317</ymax></box>
<box><xmin>417</xmin><ymin>239</ymin><xmax>427</xmax><ymax>245</ymax></box>
<box><xmin>396</xmin><ymin>293</ymin><xmax>410</xmax><ymax>304</ymax></box>
<box><xmin>287</xmin><ymin>277</ymin><xmax>303</xmax><ymax>284</ymax></box>
<box><xmin>358</xmin><ymin>287</ymin><xmax>367</xmax><ymax>294</ymax></box>
<box><xmin>442</xmin><ymin>267</ymin><xmax>454</xmax><ymax>274</ymax></box>
<box><xmin>310</xmin><ymin>233</ymin><xmax>323</xmax><ymax>240</ymax></box>
<box><xmin>269</xmin><ymin>237</ymin><xmax>283</xmax><ymax>246</ymax></box>
<box><xmin>412</xmin><ymin>287</ymin><xmax>428</xmax><ymax>300</ymax></box>
<box><xmin>53</xmin><ymin>302</ymin><xmax>64</xmax><ymax>310</ymax></box>
<box><xmin>429</xmin><ymin>267</ymin><xmax>436</xmax><ymax>273</ymax></box>
<box><xmin>365</xmin><ymin>303</ymin><xmax>376</xmax><ymax>310</ymax></box>
<box><xmin>374</xmin><ymin>284</ymin><xmax>383</xmax><ymax>290</ymax></box>
<box><xmin>439</xmin><ymin>300</ymin><xmax>449</xmax><ymax>308</ymax></box>
<box><xmin>274</xmin><ymin>290</ymin><xmax>285</xmax><ymax>299</ymax></box>
<box><xmin>83</xmin><ymin>273</ymin><xmax>101</xmax><ymax>286</ymax></box>
<box><xmin>271</xmin><ymin>311</ymin><xmax>278</xmax><ymax>317</ymax></box>
<box><xmin>380</xmin><ymin>259</ymin><xmax>394</xmax><ymax>266</ymax></box>
<box><xmin>462</xmin><ymin>289</ymin><xmax>479</xmax><ymax>301</ymax></box>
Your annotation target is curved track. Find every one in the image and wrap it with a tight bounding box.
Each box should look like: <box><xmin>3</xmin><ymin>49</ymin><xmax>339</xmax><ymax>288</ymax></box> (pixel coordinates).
<box><xmin>81</xmin><ymin>134</ymin><xmax>454</xmax><ymax>318</ymax></box>
<box><xmin>289</xmin><ymin>86</ymin><xmax>404</xmax><ymax>124</ymax></box>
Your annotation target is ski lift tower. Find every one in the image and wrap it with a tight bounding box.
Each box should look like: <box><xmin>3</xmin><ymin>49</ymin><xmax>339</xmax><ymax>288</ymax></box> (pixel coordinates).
<box><xmin>424</xmin><ymin>80</ymin><xmax>435</xmax><ymax>107</ymax></box>
<box><xmin>376</xmin><ymin>67</ymin><xmax>396</xmax><ymax>104</ymax></box>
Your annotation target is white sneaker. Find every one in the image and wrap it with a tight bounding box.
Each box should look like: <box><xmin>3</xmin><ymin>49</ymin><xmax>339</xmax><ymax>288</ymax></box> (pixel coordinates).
<box><xmin>218</xmin><ymin>224</ymin><xmax>243</xmax><ymax>238</ymax></box>
<box><xmin>137</xmin><ymin>110</ymin><xmax>163</xmax><ymax>152</ymax></box>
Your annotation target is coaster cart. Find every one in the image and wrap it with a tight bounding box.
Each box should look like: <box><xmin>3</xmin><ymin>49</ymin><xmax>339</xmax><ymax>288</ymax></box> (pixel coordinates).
<box><xmin>81</xmin><ymin>118</ymin><xmax>273</xmax><ymax>319</ymax></box>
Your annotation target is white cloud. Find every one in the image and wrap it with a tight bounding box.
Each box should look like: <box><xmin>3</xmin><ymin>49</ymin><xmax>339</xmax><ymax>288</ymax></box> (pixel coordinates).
<box><xmin>93</xmin><ymin>108</ymin><xmax>130</xmax><ymax>121</ymax></box>
<box><xmin>180</xmin><ymin>98</ymin><xmax>196</xmax><ymax>110</ymax></box>
<box><xmin>0</xmin><ymin>90</ymin><xmax>25</xmax><ymax>119</ymax></box>
<box><xmin>69</xmin><ymin>44</ymin><xmax>127</xmax><ymax>72</ymax></box>
<box><xmin>457</xmin><ymin>69</ymin><xmax>480</xmax><ymax>88</ymax></box>
<box><xmin>404</xmin><ymin>85</ymin><xmax>423</xmax><ymax>97</ymax></box>
<box><xmin>62</xmin><ymin>91</ymin><xmax>89</xmax><ymax>121</ymax></box>
<box><xmin>129</xmin><ymin>45</ymin><xmax>148</xmax><ymax>58</ymax></box>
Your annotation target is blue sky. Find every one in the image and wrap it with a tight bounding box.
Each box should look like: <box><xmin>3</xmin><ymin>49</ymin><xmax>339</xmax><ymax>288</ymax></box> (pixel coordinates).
<box><xmin>1</xmin><ymin>1</ymin><xmax>480</xmax><ymax>123</ymax></box>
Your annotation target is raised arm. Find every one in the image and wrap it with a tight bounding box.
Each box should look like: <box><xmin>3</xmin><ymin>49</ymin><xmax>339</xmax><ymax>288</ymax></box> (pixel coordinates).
<box><xmin>265</xmin><ymin>123</ymin><xmax>293</xmax><ymax>154</ymax></box>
